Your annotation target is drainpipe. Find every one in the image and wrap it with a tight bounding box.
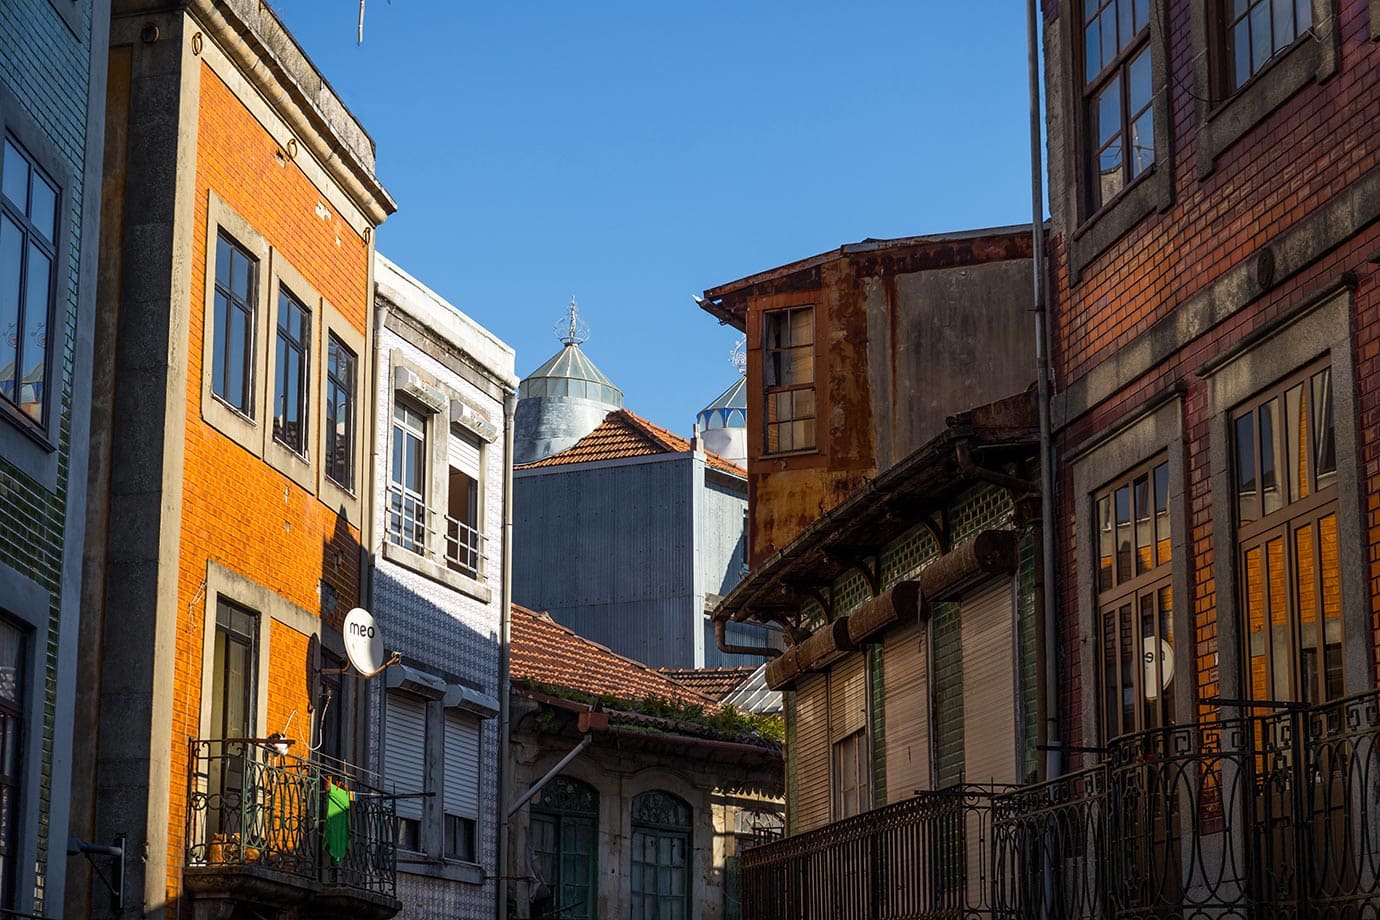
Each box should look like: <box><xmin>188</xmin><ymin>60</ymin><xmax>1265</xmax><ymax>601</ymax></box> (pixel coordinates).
<box><xmin>715</xmin><ymin>617</ymin><xmax>782</xmax><ymax>660</ymax></box>
<box><xmin>495</xmin><ymin>390</ymin><xmax>517</xmax><ymax>920</ymax></box>
<box><xmin>1026</xmin><ymin>0</ymin><xmax>1063</xmax><ymax>784</ymax></box>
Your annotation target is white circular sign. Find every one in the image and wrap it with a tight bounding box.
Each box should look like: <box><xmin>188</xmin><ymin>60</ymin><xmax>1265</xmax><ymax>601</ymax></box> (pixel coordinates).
<box><xmin>343</xmin><ymin>607</ymin><xmax>386</xmax><ymax>674</ymax></box>
<box><xmin>1143</xmin><ymin>638</ymin><xmax>1175</xmax><ymax>701</ymax></box>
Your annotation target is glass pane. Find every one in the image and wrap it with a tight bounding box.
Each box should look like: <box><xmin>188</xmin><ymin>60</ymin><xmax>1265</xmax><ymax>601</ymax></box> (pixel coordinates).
<box><xmin>1097</xmin><ymin>495</ymin><xmax>1114</xmax><ymax>592</ymax></box>
<box><xmin>1085</xmin><ymin>21</ymin><xmax>1102</xmax><ymax>84</ymax></box>
<box><xmin>1134</xmin><ymin>474</ymin><xmax>1153</xmax><ymax>575</ymax></box>
<box><xmin>1153</xmin><ymin>462</ymin><xmax>1170</xmax><ymax>565</ymax></box>
<box><xmin>1103</xmin><ymin>609</ymin><xmax>1120</xmax><ymax>738</ymax></box>
<box><xmin>1245</xmin><ymin>545</ymin><xmax>1268</xmax><ymax>700</ymax></box>
<box><xmin>1319</xmin><ymin>513</ymin><xmax>1343</xmax><ymax>700</ymax></box>
<box><xmin>1118</xmin><ymin>0</ymin><xmax>1134</xmax><ymax>51</ymax></box>
<box><xmin>1097</xmin><ymin>138</ymin><xmax>1124</xmax><ymax>207</ymax></box>
<box><xmin>1284</xmin><ymin>383</ymin><xmax>1306</xmax><ymax>502</ymax></box>
<box><xmin>1296</xmin><ymin>0</ymin><xmax>1311</xmax><ymax>30</ymax></box>
<box><xmin>1115</xmin><ymin>485</ymin><xmax>1132</xmax><ymax>584</ymax></box>
<box><xmin>789</xmin><ymin>307</ymin><xmax>813</xmax><ymax>346</ymax></box>
<box><xmin>29</xmin><ymin>174</ymin><xmax>56</xmax><ymax>245</ymax></box>
<box><xmin>228</xmin><ymin>304</ymin><xmax>249</xmax><ymax>412</ymax></box>
<box><xmin>1235</xmin><ymin>412</ymin><xmax>1257</xmax><ymax>524</ymax></box>
<box><xmin>1266</xmin><ymin>537</ymin><xmax>1292</xmax><ymax>701</ymax></box>
<box><xmin>1097</xmin><ymin>76</ymin><xmax>1122</xmax><ymax>145</ymax></box>
<box><xmin>20</xmin><ymin>245</ymin><xmax>49</xmax><ymax>423</ymax></box>
<box><xmin>793</xmin><ymin>388</ymin><xmax>814</xmax><ymax>420</ymax></box>
<box><xmin>1128</xmin><ymin>47</ymin><xmax>1152</xmax><ymax>111</ymax></box>
<box><xmin>1233</xmin><ymin>20</ymin><xmax>1252</xmax><ymax>88</ymax></box>
<box><xmin>1250</xmin><ymin>1</ymin><xmax>1271</xmax><ymax>73</ymax></box>
<box><xmin>1101</xmin><ymin>7</ymin><xmax>1118</xmax><ymax>67</ymax></box>
<box><xmin>1272</xmin><ymin>0</ymin><xmax>1295</xmax><ymax>52</ymax></box>
<box><xmin>764</xmin><ymin>312</ymin><xmax>784</xmax><ymax>351</ymax></box>
<box><xmin>215</xmin><ymin>234</ymin><xmax>231</xmax><ymax>289</ymax></box>
<box><xmin>1312</xmin><ymin>368</ymin><xmax>1335</xmax><ymax>491</ymax></box>
<box><xmin>787</xmin><ymin>345</ymin><xmax>813</xmax><ymax>386</ymax></box>
<box><xmin>1134</xmin><ymin>0</ymin><xmax>1149</xmax><ymax>30</ymax></box>
<box><xmin>1259</xmin><ymin>398</ymin><xmax>1280</xmax><ymax>515</ymax></box>
<box><xmin>1158</xmin><ymin>584</ymin><xmax>1174</xmax><ymax>724</ymax></box>
<box><xmin>1295</xmin><ymin>523</ymin><xmax>1319</xmax><ymax>704</ymax></box>
<box><xmin>1130</xmin><ymin>109</ymin><xmax>1155</xmax><ymax>177</ymax></box>
<box><xmin>1</xmin><ymin>142</ymin><xmax>27</xmax><ymax>210</ymax></box>
<box><xmin>1119</xmin><ymin>603</ymin><xmax>1135</xmax><ymax>731</ymax></box>
<box><xmin>0</xmin><ymin>623</ymin><xmax>21</xmax><ymax>706</ymax></box>
<box><xmin>0</xmin><ymin>216</ymin><xmax>21</xmax><ymax>403</ymax></box>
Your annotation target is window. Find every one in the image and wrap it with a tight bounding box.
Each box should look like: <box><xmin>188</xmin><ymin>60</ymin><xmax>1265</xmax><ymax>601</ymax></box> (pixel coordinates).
<box><xmin>1223</xmin><ymin>0</ymin><xmax>1311</xmax><ymax>91</ymax></box>
<box><xmin>1233</xmin><ymin>360</ymin><xmax>1340</xmax><ymax>705</ymax></box>
<box><xmin>1094</xmin><ymin>458</ymin><xmax>1175</xmax><ymax>740</ymax></box>
<box><xmin>630</xmin><ymin>791</ymin><xmax>692</xmax><ymax>920</ymax></box>
<box><xmin>763</xmin><ymin>306</ymin><xmax>815</xmax><ymax>453</ymax></box>
<box><xmin>316</xmin><ymin>647</ymin><xmax>346</xmax><ymax>766</ymax></box>
<box><xmin>0</xmin><ymin>138</ymin><xmax>58</xmax><ymax>427</ymax></box>
<box><xmin>325</xmin><ymin>334</ymin><xmax>357</xmax><ymax>490</ymax></box>
<box><xmin>531</xmin><ymin>776</ymin><xmax>598</xmax><ymax>920</ymax></box>
<box><xmin>442</xmin><ymin>710</ymin><xmax>480</xmax><ymax>862</ymax></box>
<box><xmin>447</xmin><ymin>428</ymin><xmax>482</xmax><ymax>579</ymax></box>
<box><xmin>211</xmin><ymin>231</ymin><xmax>258</xmax><ymax>417</ymax></box>
<box><xmin>1082</xmin><ymin>0</ymin><xmax>1154</xmax><ymax>212</ymax></box>
<box><xmin>388</xmin><ymin>402</ymin><xmax>428</xmax><ymax>556</ymax></box>
<box><xmin>272</xmin><ymin>286</ymin><xmax>310</xmax><ymax>454</ymax></box>
<box><xmin>208</xmin><ymin>601</ymin><xmax>258</xmax><ymax>838</ymax></box>
<box><xmin>832</xmin><ymin>730</ymin><xmax>870</xmax><ymax>819</ymax></box>
<box><xmin>0</xmin><ymin>620</ymin><xmax>24</xmax><ymax>911</ymax></box>
<box><xmin>384</xmin><ymin>691</ymin><xmax>427</xmax><ymax>851</ymax></box>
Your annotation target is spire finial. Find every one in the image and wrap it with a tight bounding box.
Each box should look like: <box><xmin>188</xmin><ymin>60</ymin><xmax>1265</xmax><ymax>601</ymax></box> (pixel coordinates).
<box><xmin>730</xmin><ymin>336</ymin><xmax>746</xmax><ymax>376</ymax></box>
<box><xmin>556</xmin><ymin>296</ymin><xmax>590</xmax><ymax>346</ymax></box>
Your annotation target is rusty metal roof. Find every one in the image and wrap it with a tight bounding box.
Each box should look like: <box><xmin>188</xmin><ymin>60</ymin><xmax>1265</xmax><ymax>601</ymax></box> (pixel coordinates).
<box><xmin>514</xmin><ymin>408</ymin><xmax>746</xmax><ymax>477</ymax></box>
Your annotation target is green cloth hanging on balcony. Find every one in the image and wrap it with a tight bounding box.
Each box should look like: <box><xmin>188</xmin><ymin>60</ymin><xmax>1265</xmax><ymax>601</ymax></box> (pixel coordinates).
<box><xmin>326</xmin><ymin>780</ymin><xmax>352</xmax><ymax>864</ymax></box>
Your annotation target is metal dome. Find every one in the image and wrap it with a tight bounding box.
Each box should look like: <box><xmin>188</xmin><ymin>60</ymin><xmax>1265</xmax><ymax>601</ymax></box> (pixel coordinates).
<box><xmin>517</xmin><ymin>343</ymin><xmax>624</xmax><ymax>407</ymax></box>
<box><xmin>696</xmin><ymin>376</ymin><xmax>746</xmax><ymax>431</ymax></box>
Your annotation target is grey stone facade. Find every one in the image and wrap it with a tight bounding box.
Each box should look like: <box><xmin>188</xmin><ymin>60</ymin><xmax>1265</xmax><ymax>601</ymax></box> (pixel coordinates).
<box><xmin>0</xmin><ymin>0</ymin><xmax>108</xmax><ymax>914</ymax></box>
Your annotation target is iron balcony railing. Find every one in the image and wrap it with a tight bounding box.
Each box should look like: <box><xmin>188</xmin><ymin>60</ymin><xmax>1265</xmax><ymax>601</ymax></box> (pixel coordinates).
<box><xmin>742</xmin><ymin>689</ymin><xmax>1380</xmax><ymax>920</ymax></box>
<box><xmin>185</xmin><ymin>739</ymin><xmax>397</xmax><ymax>897</ymax></box>
<box><xmin>384</xmin><ymin>481</ymin><xmax>488</xmax><ymax>581</ymax></box>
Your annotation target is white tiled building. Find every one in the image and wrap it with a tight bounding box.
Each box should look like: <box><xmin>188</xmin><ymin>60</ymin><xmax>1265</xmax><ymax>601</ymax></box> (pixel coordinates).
<box><xmin>369</xmin><ymin>254</ymin><xmax>516</xmax><ymax>920</ymax></box>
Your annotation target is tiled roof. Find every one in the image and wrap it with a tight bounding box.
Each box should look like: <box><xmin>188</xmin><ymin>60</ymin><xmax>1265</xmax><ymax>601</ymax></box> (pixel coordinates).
<box><xmin>514</xmin><ymin>409</ymin><xmax>746</xmax><ymax>477</ymax></box>
<box><xmin>658</xmin><ymin>666</ymin><xmax>759</xmax><ymax>701</ymax></box>
<box><xmin>509</xmin><ymin>604</ymin><xmax>717</xmax><ymax>708</ymax></box>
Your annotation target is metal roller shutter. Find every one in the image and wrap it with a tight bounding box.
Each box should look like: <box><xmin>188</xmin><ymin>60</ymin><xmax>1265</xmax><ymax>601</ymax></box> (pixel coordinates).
<box><xmin>960</xmin><ymin>578</ymin><xmax>1017</xmax><ymax>785</ymax></box>
<box><xmin>792</xmin><ymin>675</ymin><xmax>831</xmax><ymax>833</ymax></box>
<box><xmin>883</xmin><ymin>622</ymin><xmax>930</xmax><ymax>802</ymax></box>
<box><xmin>449</xmin><ymin>427</ymin><xmax>482</xmax><ymax>478</ymax></box>
<box><xmin>385</xmin><ymin>692</ymin><xmax>427</xmax><ymax>821</ymax></box>
<box><xmin>443</xmin><ymin>710</ymin><xmax>481</xmax><ymax>819</ymax></box>
<box><xmin>829</xmin><ymin>653</ymin><xmax>867</xmax><ymax>740</ymax></box>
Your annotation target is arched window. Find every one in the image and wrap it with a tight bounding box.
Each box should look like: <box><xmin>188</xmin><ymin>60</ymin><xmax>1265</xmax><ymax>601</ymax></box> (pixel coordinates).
<box><xmin>530</xmin><ymin>776</ymin><xmax>598</xmax><ymax>919</ymax></box>
<box><xmin>630</xmin><ymin>791</ymin><xmax>692</xmax><ymax>920</ymax></box>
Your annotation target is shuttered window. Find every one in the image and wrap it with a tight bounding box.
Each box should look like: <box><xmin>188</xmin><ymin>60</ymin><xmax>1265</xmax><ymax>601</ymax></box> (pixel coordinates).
<box><xmin>883</xmin><ymin>622</ymin><xmax>930</xmax><ymax>802</ymax></box>
<box><xmin>449</xmin><ymin>426</ymin><xmax>481</xmax><ymax>478</ymax></box>
<box><xmin>385</xmin><ymin>692</ymin><xmax>427</xmax><ymax>825</ymax></box>
<box><xmin>828</xmin><ymin>654</ymin><xmax>870</xmax><ymax>819</ymax></box>
<box><xmin>931</xmin><ymin>603</ymin><xmax>965</xmax><ymax>789</ymax></box>
<box><xmin>960</xmin><ymin>579</ymin><xmax>1017</xmax><ymax>786</ymax></box>
<box><xmin>791</xmin><ymin>675</ymin><xmax>831</xmax><ymax>833</ymax></box>
<box><xmin>443</xmin><ymin>711</ymin><xmax>480</xmax><ymax>861</ymax></box>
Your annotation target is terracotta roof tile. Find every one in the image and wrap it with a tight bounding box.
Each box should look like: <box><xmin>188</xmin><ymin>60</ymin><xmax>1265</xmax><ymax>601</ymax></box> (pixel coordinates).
<box><xmin>515</xmin><ymin>409</ymin><xmax>746</xmax><ymax>477</ymax></box>
<box><xmin>657</xmin><ymin>666</ymin><xmax>759</xmax><ymax>701</ymax></box>
<box><xmin>509</xmin><ymin>604</ymin><xmax>717</xmax><ymax>708</ymax></box>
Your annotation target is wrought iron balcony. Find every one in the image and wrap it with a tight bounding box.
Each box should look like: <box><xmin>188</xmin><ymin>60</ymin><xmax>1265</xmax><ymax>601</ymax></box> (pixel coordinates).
<box><xmin>385</xmin><ymin>482</ymin><xmax>488</xmax><ymax>581</ymax></box>
<box><xmin>184</xmin><ymin>739</ymin><xmax>398</xmax><ymax>916</ymax></box>
<box><xmin>741</xmin><ymin>689</ymin><xmax>1380</xmax><ymax>919</ymax></box>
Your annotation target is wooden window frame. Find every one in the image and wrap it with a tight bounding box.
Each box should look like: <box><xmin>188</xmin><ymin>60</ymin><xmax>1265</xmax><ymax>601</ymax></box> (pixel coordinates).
<box><xmin>762</xmin><ymin>305</ymin><xmax>816</xmax><ymax>455</ymax></box>
<box><xmin>1216</xmin><ymin>0</ymin><xmax>1314</xmax><ymax>97</ymax></box>
<box><xmin>210</xmin><ymin>230</ymin><xmax>260</xmax><ymax>421</ymax></box>
<box><xmin>271</xmin><ymin>284</ymin><xmax>312</xmax><ymax>456</ymax></box>
<box><xmin>531</xmin><ymin>776</ymin><xmax>599</xmax><ymax>920</ymax></box>
<box><xmin>324</xmin><ymin>332</ymin><xmax>357</xmax><ymax>491</ymax></box>
<box><xmin>1080</xmin><ymin>0</ymin><xmax>1156</xmax><ymax>216</ymax></box>
<box><xmin>1231</xmin><ymin>358</ymin><xmax>1341</xmax><ymax>706</ymax></box>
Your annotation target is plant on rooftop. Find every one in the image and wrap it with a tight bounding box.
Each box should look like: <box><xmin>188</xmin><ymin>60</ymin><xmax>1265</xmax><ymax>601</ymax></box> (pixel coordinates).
<box><xmin>518</xmin><ymin>679</ymin><xmax>784</xmax><ymax>744</ymax></box>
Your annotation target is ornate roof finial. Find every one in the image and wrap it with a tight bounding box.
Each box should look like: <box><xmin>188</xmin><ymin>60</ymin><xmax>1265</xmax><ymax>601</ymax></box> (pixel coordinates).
<box><xmin>730</xmin><ymin>337</ymin><xmax>746</xmax><ymax>376</ymax></box>
<box><xmin>556</xmin><ymin>296</ymin><xmax>590</xmax><ymax>347</ymax></box>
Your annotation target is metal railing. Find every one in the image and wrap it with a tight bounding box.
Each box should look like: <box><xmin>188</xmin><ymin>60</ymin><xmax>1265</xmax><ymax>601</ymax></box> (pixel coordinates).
<box><xmin>742</xmin><ymin>690</ymin><xmax>1380</xmax><ymax>920</ymax></box>
<box><xmin>185</xmin><ymin>739</ymin><xmax>397</xmax><ymax>897</ymax></box>
<box><xmin>741</xmin><ymin>785</ymin><xmax>1013</xmax><ymax>920</ymax></box>
<box><xmin>384</xmin><ymin>482</ymin><xmax>488</xmax><ymax>581</ymax></box>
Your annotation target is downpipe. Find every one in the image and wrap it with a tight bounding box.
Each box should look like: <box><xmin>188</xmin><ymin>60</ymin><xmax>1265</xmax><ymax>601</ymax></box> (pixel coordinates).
<box><xmin>495</xmin><ymin>390</ymin><xmax>517</xmax><ymax>920</ymax></box>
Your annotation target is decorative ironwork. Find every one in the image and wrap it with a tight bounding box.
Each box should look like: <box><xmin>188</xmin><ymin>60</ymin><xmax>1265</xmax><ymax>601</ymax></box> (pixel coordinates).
<box><xmin>632</xmin><ymin>790</ymin><xmax>692</xmax><ymax>830</ymax></box>
<box><xmin>185</xmin><ymin>739</ymin><xmax>396</xmax><ymax>897</ymax></box>
<box><xmin>741</xmin><ymin>689</ymin><xmax>1380</xmax><ymax>919</ymax></box>
<box><xmin>534</xmin><ymin>775</ymin><xmax>598</xmax><ymax>816</ymax></box>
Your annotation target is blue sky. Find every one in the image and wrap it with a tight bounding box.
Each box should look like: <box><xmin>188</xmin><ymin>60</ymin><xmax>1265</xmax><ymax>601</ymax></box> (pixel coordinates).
<box><xmin>273</xmin><ymin>2</ymin><xmax>1043</xmax><ymax>435</ymax></box>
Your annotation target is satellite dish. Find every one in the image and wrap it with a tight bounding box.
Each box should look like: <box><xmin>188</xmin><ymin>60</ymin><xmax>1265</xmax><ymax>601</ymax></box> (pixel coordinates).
<box><xmin>344</xmin><ymin>607</ymin><xmax>386</xmax><ymax>675</ymax></box>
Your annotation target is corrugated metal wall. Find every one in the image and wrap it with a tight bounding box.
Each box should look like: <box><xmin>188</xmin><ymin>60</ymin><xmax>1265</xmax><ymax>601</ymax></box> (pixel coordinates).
<box><xmin>699</xmin><ymin>473</ymin><xmax>747</xmax><ymax>596</ymax></box>
<box><xmin>513</xmin><ymin>458</ymin><xmax>697</xmax><ymax>666</ymax></box>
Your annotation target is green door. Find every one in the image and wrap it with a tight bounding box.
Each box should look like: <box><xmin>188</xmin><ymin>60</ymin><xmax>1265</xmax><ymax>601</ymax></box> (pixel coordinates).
<box><xmin>531</xmin><ymin>776</ymin><xmax>599</xmax><ymax>919</ymax></box>
<box><xmin>630</xmin><ymin>791</ymin><xmax>692</xmax><ymax>920</ymax></box>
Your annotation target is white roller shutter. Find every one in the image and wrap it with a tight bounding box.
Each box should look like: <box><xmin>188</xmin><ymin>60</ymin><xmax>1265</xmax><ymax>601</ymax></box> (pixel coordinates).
<box><xmin>960</xmin><ymin>579</ymin><xmax>1017</xmax><ymax>785</ymax></box>
<box><xmin>883</xmin><ymin>622</ymin><xmax>931</xmax><ymax>802</ymax></box>
<box><xmin>443</xmin><ymin>710</ymin><xmax>481</xmax><ymax>820</ymax></box>
<box><xmin>449</xmin><ymin>427</ymin><xmax>481</xmax><ymax>478</ymax></box>
<box><xmin>385</xmin><ymin>692</ymin><xmax>427</xmax><ymax>821</ymax></box>
<box><xmin>792</xmin><ymin>675</ymin><xmax>831</xmax><ymax>834</ymax></box>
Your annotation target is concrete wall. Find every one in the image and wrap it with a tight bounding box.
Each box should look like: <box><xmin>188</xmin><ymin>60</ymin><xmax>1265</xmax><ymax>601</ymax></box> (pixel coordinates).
<box><xmin>368</xmin><ymin>266</ymin><xmax>513</xmax><ymax>920</ymax></box>
<box><xmin>0</xmin><ymin>0</ymin><xmax>107</xmax><ymax>913</ymax></box>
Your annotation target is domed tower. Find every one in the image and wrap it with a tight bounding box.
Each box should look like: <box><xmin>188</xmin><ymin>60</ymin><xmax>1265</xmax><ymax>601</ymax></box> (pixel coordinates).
<box><xmin>514</xmin><ymin>299</ymin><xmax>623</xmax><ymax>465</ymax></box>
<box><xmin>696</xmin><ymin>339</ymin><xmax>748</xmax><ymax>465</ymax></box>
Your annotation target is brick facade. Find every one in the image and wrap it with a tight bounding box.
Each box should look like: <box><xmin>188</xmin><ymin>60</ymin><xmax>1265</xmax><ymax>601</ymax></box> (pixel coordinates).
<box><xmin>1043</xmin><ymin>0</ymin><xmax>1380</xmax><ymax>756</ymax></box>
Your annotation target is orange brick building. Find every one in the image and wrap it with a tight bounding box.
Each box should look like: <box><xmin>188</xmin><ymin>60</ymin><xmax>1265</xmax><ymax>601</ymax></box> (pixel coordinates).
<box><xmin>72</xmin><ymin>2</ymin><xmax>395</xmax><ymax>918</ymax></box>
<box><xmin>1043</xmin><ymin>0</ymin><xmax>1379</xmax><ymax>770</ymax></box>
